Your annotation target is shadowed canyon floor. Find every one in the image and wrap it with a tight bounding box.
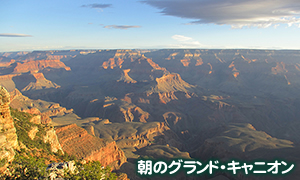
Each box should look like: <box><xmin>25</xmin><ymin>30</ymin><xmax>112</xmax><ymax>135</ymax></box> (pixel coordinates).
<box><xmin>1</xmin><ymin>49</ymin><xmax>300</xmax><ymax>179</ymax></box>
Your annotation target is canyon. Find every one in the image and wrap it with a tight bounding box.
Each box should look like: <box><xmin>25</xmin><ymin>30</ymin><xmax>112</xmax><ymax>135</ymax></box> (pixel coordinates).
<box><xmin>1</xmin><ymin>49</ymin><xmax>300</xmax><ymax>179</ymax></box>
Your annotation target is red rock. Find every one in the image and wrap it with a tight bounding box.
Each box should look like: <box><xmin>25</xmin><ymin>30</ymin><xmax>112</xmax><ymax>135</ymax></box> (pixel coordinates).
<box><xmin>0</xmin><ymin>86</ymin><xmax>19</xmax><ymax>164</ymax></box>
<box><xmin>13</xmin><ymin>59</ymin><xmax>71</xmax><ymax>73</ymax></box>
<box><xmin>56</xmin><ymin>124</ymin><xmax>126</xmax><ymax>170</ymax></box>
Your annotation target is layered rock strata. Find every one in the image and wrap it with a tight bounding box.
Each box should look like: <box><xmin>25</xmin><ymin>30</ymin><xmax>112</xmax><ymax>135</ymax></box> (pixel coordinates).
<box><xmin>0</xmin><ymin>86</ymin><xmax>19</xmax><ymax>164</ymax></box>
<box><xmin>56</xmin><ymin>124</ymin><xmax>126</xmax><ymax>170</ymax></box>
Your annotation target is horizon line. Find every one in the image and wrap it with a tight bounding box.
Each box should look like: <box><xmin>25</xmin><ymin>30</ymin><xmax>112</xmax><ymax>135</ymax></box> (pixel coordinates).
<box><xmin>2</xmin><ymin>48</ymin><xmax>300</xmax><ymax>53</ymax></box>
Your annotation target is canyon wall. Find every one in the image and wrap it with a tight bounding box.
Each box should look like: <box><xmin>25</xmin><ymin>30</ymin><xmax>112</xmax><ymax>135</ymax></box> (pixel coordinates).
<box><xmin>0</xmin><ymin>86</ymin><xmax>19</xmax><ymax>165</ymax></box>
<box><xmin>55</xmin><ymin>124</ymin><xmax>127</xmax><ymax>170</ymax></box>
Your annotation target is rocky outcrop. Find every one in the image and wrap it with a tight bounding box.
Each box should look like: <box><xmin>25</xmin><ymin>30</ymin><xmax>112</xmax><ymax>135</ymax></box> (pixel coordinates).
<box><xmin>20</xmin><ymin>72</ymin><xmax>61</xmax><ymax>92</ymax></box>
<box><xmin>13</xmin><ymin>59</ymin><xmax>71</xmax><ymax>73</ymax></box>
<box><xmin>0</xmin><ymin>60</ymin><xmax>15</xmax><ymax>67</ymax></box>
<box><xmin>155</xmin><ymin>73</ymin><xmax>194</xmax><ymax>92</ymax></box>
<box><xmin>192</xmin><ymin>123</ymin><xmax>294</xmax><ymax>161</ymax></box>
<box><xmin>0</xmin><ymin>74</ymin><xmax>18</xmax><ymax>81</ymax></box>
<box><xmin>0</xmin><ymin>86</ymin><xmax>19</xmax><ymax>165</ymax></box>
<box><xmin>7</xmin><ymin>88</ymin><xmax>64</xmax><ymax>154</ymax></box>
<box><xmin>117</xmin><ymin>69</ymin><xmax>137</xmax><ymax>83</ymax></box>
<box><xmin>146</xmin><ymin>58</ymin><xmax>166</xmax><ymax>71</ymax></box>
<box><xmin>43</xmin><ymin>128</ymin><xmax>64</xmax><ymax>153</ymax></box>
<box><xmin>45</xmin><ymin>55</ymin><xmax>71</xmax><ymax>60</ymax></box>
<box><xmin>158</xmin><ymin>91</ymin><xmax>193</xmax><ymax>104</ymax></box>
<box><xmin>42</xmin><ymin>106</ymin><xmax>73</xmax><ymax>117</ymax></box>
<box><xmin>0</xmin><ymin>86</ymin><xmax>65</xmax><ymax>172</ymax></box>
<box><xmin>29</xmin><ymin>115</ymin><xmax>42</xmax><ymax>124</ymax></box>
<box><xmin>25</xmin><ymin>118</ymin><xmax>63</xmax><ymax>153</ymax></box>
<box><xmin>102</xmin><ymin>58</ymin><xmax>124</xmax><ymax>69</ymax></box>
<box><xmin>9</xmin><ymin>88</ymin><xmax>73</xmax><ymax>124</ymax></box>
<box><xmin>28</xmin><ymin>126</ymin><xmax>39</xmax><ymax>140</ymax></box>
<box><xmin>114</xmin><ymin>49</ymin><xmax>141</xmax><ymax>58</ymax></box>
<box><xmin>56</xmin><ymin>124</ymin><xmax>126</xmax><ymax>170</ymax></box>
<box><xmin>9</xmin><ymin>88</ymin><xmax>26</xmax><ymax>101</ymax></box>
<box><xmin>46</xmin><ymin>161</ymin><xmax>76</xmax><ymax>179</ymax></box>
<box><xmin>92</xmin><ymin>121</ymin><xmax>183</xmax><ymax>150</ymax></box>
<box><xmin>120</xmin><ymin>106</ymin><xmax>151</xmax><ymax>123</ymax></box>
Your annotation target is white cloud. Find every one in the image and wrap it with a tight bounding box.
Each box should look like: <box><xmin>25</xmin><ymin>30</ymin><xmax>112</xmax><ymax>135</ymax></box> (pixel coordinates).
<box><xmin>143</xmin><ymin>0</ymin><xmax>300</xmax><ymax>28</ymax></box>
<box><xmin>171</xmin><ymin>35</ymin><xmax>203</xmax><ymax>48</ymax></box>
<box><xmin>172</xmin><ymin>35</ymin><xmax>192</xmax><ymax>41</ymax></box>
<box><xmin>81</xmin><ymin>3</ymin><xmax>112</xmax><ymax>13</ymax></box>
<box><xmin>81</xmin><ymin>4</ymin><xmax>112</xmax><ymax>9</ymax></box>
<box><xmin>103</xmin><ymin>25</ymin><xmax>141</xmax><ymax>29</ymax></box>
<box><xmin>0</xmin><ymin>33</ymin><xmax>32</xmax><ymax>37</ymax></box>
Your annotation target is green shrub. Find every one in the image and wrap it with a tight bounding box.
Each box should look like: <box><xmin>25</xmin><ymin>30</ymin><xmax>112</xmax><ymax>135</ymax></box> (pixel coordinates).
<box><xmin>7</xmin><ymin>108</ymin><xmax>119</xmax><ymax>179</ymax></box>
<box><xmin>54</xmin><ymin>151</ymin><xmax>77</xmax><ymax>162</ymax></box>
<box><xmin>0</xmin><ymin>158</ymin><xmax>7</xmax><ymax>167</ymax></box>
<box><xmin>11</xmin><ymin>108</ymin><xmax>52</xmax><ymax>154</ymax></box>
<box><xmin>64</xmin><ymin>160</ymin><xmax>117</xmax><ymax>180</ymax></box>
<box><xmin>3</xmin><ymin>154</ymin><xmax>47</xmax><ymax>179</ymax></box>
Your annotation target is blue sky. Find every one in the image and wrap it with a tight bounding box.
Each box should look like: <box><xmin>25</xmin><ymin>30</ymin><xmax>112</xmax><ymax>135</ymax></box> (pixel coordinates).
<box><xmin>1</xmin><ymin>0</ymin><xmax>300</xmax><ymax>52</ymax></box>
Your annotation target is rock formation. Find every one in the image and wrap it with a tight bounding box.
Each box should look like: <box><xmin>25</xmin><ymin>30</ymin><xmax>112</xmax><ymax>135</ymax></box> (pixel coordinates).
<box><xmin>20</xmin><ymin>72</ymin><xmax>61</xmax><ymax>91</ymax></box>
<box><xmin>9</xmin><ymin>88</ymin><xmax>73</xmax><ymax>124</ymax></box>
<box><xmin>3</xmin><ymin>49</ymin><xmax>300</xmax><ymax>179</ymax></box>
<box><xmin>0</xmin><ymin>85</ymin><xmax>64</xmax><ymax>171</ymax></box>
<box><xmin>155</xmin><ymin>73</ymin><xmax>194</xmax><ymax>92</ymax></box>
<box><xmin>43</xmin><ymin>127</ymin><xmax>64</xmax><ymax>153</ymax></box>
<box><xmin>46</xmin><ymin>161</ymin><xmax>76</xmax><ymax>179</ymax></box>
<box><xmin>192</xmin><ymin>123</ymin><xmax>294</xmax><ymax>161</ymax></box>
<box><xmin>55</xmin><ymin>124</ymin><xmax>126</xmax><ymax>170</ymax></box>
<box><xmin>90</xmin><ymin>121</ymin><xmax>183</xmax><ymax>151</ymax></box>
<box><xmin>0</xmin><ymin>86</ymin><xmax>19</xmax><ymax>165</ymax></box>
<box><xmin>13</xmin><ymin>60</ymin><xmax>71</xmax><ymax>73</ymax></box>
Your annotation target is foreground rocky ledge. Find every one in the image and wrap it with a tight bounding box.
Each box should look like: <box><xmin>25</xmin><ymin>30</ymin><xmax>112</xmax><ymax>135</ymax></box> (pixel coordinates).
<box><xmin>55</xmin><ymin>123</ymin><xmax>127</xmax><ymax>170</ymax></box>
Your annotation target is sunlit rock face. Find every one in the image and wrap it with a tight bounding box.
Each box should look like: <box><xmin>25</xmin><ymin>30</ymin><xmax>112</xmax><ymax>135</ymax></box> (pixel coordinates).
<box><xmin>0</xmin><ymin>86</ymin><xmax>19</xmax><ymax>165</ymax></box>
<box><xmin>55</xmin><ymin>124</ymin><xmax>127</xmax><ymax>170</ymax></box>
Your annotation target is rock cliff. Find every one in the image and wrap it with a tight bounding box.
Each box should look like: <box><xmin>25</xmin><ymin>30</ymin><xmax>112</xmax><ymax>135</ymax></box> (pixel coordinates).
<box><xmin>0</xmin><ymin>86</ymin><xmax>19</xmax><ymax>166</ymax></box>
<box><xmin>13</xmin><ymin>60</ymin><xmax>71</xmax><ymax>73</ymax></box>
<box><xmin>0</xmin><ymin>85</ymin><xmax>65</xmax><ymax>171</ymax></box>
<box><xmin>55</xmin><ymin>124</ymin><xmax>127</xmax><ymax>170</ymax></box>
<box><xmin>9</xmin><ymin>88</ymin><xmax>73</xmax><ymax>124</ymax></box>
<box><xmin>20</xmin><ymin>72</ymin><xmax>60</xmax><ymax>91</ymax></box>
<box><xmin>155</xmin><ymin>73</ymin><xmax>194</xmax><ymax>93</ymax></box>
<box><xmin>192</xmin><ymin>123</ymin><xmax>294</xmax><ymax>161</ymax></box>
<box><xmin>90</xmin><ymin>120</ymin><xmax>183</xmax><ymax>150</ymax></box>
<box><xmin>43</xmin><ymin>127</ymin><xmax>64</xmax><ymax>153</ymax></box>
